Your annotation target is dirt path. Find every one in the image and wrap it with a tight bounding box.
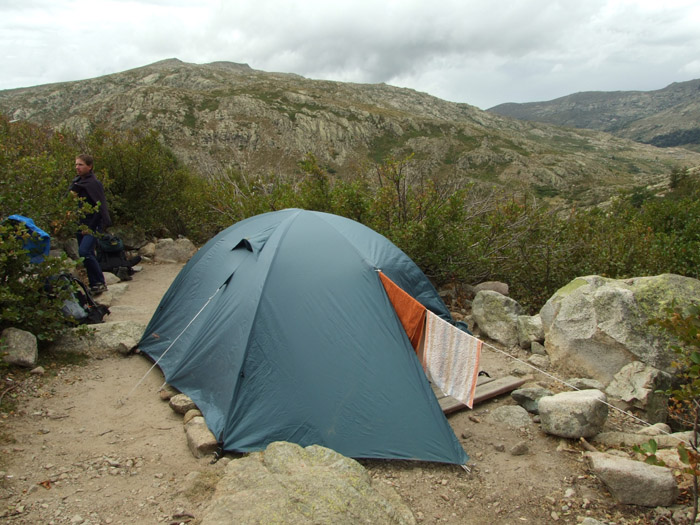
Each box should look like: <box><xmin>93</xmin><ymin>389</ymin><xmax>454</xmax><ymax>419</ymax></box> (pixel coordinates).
<box><xmin>0</xmin><ymin>261</ymin><xmax>657</xmax><ymax>524</ymax></box>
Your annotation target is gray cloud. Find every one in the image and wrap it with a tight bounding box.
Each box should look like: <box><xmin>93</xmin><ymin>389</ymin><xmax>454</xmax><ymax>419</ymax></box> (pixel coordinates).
<box><xmin>0</xmin><ymin>0</ymin><xmax>699</xmax><ymax>109</ymax></box>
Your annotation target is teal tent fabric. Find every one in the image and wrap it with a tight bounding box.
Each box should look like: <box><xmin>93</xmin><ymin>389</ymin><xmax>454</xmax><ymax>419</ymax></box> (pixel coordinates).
<box><xmin>138</xmin><ymin>209</ymin><xmax>468</xmax><ymax>465</ymax></box>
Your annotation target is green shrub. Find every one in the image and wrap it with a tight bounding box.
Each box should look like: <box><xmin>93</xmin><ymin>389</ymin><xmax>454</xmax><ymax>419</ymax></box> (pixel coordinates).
<box><xmin>0</xmin><ymin>116</ymin><xmax>81</xmax><ymax>241</ymax></box>
<box><xmin>4</xmin><ymin>111</ymin><xmax>699</xmax><ymax>320</ymax></box>
<box><xmin>0</xmin><ymin>223</ymin><xmax>77</xmax><ymax>341</ymax></box>
<box><xmin>85</xmin><ymin>126</ymin><xmax>218</xmax><ymax>242</ymax></box>
<box><xmin>636</xmin><ymin>303</ymin><xmax>700</xmax><ymax>522</ymax></box>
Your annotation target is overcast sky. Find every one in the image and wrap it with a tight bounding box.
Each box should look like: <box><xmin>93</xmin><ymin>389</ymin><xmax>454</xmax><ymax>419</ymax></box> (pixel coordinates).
<box><xmin>1</xmin><ymin>0</ymin><xmax>699</xmax><ymax>110</ymax></box>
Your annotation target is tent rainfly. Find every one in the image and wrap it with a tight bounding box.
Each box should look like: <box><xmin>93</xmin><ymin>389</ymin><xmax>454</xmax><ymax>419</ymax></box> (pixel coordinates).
<box><xmin>138</xmin><ymin>209</ymin><xmax>470</xmax><ymax>464</ymax></box>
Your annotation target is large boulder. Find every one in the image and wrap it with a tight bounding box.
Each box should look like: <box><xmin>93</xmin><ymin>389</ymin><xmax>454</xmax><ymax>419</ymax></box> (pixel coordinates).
<box><xmin>472</xmin><ymin>290</ymin><xmax>524</xmax><ymax>347</ymax></box>
<box><xmin>473</xmin><ymin>281</ymin><xmax>509</xmax><ymax>296</ymax></box>
<box><xmin>540</xmin><ymin>274</ymin><xmax>700</xmax><ymax>384</ymax></box>
<box><xmin>153</xmin><ymin>237</ymin><xmax>197</xmax><ymax>263</ymax></box>
<box><xmin>49</xmin><ymin>320</ymin><xmax>147</xmax><ymax>357</ymax></box>
<box><xmin>201</xmin><ymin>441</ymin><xmax>415</xmax><ymax>525</ymax></box>
<box><xmin>606</xmin><ymin>361</ymin><xmax>671</xmax><ymax>424</ymax></box>
<box><xmin>538</xmin><ymin>389</ymin><xmax>608</xmax><ymax>438</ymax></box>
<box><xmin>1</xmin><ymin>327</ymin><xmax>38</xmax><ymax>368</ymax></box>
<box><xmin>517</xmin><ymin>314</ymin><xmax>544</xmax><ymax>349</ymax></box>
<box><xmin>586</xmin><ymin>452</ymin><xmax>678</xmax><ymax>507</ymax></box>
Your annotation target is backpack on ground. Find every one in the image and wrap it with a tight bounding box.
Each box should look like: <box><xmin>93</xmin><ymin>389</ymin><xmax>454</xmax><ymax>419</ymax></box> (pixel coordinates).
<box><xmin>3</xmin><ymin>214</ymin><xmax>51</xmax><ymax>263</ymax></box>
<box><xmin>49</xmin><ymin>273</ymin><xmax>110</xmax><ymax>324</ymax></box>
<box><xmin>96</xmin><ymin>233</ymin><xmax>141</xmax><ymax>279</ymax></box>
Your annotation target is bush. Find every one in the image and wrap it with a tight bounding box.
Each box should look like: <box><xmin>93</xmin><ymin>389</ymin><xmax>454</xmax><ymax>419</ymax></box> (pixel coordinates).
<box><xmin>636</xmin><ymin>304</ymin><xmax>700</xmax><ymax>521</ymax></box>
<box><xmin>0</xmin><ymin>222</ymin><xmax>77</xmax><ymax>341</ymax></box>
<box><xmin>4</xmin><ymin>111</ymin><xmax>699</xmax><ymax>321</ymax></box>
<box><xmin>0</xmin><ymin>116</ymin><xmax>81</xmax><ymax>242</ymax></box>
<box><xmin>84</xmin><ymin>126</ymin><xmax>218</xmax><ymax>242</ymax></box>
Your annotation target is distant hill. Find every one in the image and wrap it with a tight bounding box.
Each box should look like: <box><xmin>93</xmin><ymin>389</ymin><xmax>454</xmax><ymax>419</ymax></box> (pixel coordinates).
<box><xmin>489</xmin><ymin>79</ymin><xmax>700</xmax><ymax>152</ymax></box>
<box><xmin>2</xmin><ymin>59</ymin><xmax>700</xmax><ymax>205</ymax></box>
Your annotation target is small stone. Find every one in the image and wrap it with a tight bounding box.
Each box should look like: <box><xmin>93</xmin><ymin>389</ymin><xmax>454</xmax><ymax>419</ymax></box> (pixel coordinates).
<box><xmin>159</xmin><ymin>384</ymin><xmax>178</xmax><ymax>401</ymax></box>
<box><xmin>510</xmin><ymin>441</ymin><xmax>529</xmax><ymax>456</ymax></box>
<box><xmin>638</xmin><ymin>423</ymin><xmax>672</xmax><ymax>436</ymax></box>
<box><xmin>183</xmin><ymin>409</ymin><xmax>203</xmax><ymax>425</ymax></box>
<box><xmin>169</xmin><ymin>393</ymin><xmax>197</xmax><ymax>414</ymax></box>
<box><xmin>30</xmin><ymin>366</ymin><xmax>46</xmax><ymax>375</ymax></box>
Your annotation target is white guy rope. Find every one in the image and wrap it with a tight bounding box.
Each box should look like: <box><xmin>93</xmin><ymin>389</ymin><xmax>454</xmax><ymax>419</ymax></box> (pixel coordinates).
<box><xmin>119</xmin><ymin>284</ymin><xmax>225</xmax><ymax>404</ymax></box>
<box><xmin>478</xmin><ymin>336</ymin><xmax>691</xmax><ymax>447</ymax></box>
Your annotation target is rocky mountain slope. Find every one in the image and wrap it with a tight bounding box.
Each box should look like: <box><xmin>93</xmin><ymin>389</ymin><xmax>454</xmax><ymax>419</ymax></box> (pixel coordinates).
<box><xmin>2</xmin><ymin>59</ymin><xmax>700</xmax><ymax>204</ymax></box>
<box><xmin>489</xmin><ymin>79</ymin><xmax>700</xmax><ymax>152</ymax></box>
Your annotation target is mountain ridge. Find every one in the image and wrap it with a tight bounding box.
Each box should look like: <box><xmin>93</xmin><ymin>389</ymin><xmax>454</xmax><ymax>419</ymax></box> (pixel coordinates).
<box><xmin>488</xmin><ymin>79</ymin><xmax>700</xmax><ymax>151</ymax></box>
<box><xmin>2</xmin><ymin>59</ymin><xmax>699</xmax><ymax>205</ymax></box>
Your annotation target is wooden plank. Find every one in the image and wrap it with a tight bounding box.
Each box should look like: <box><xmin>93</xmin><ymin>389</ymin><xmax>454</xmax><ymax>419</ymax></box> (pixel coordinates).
<box><xmin>435</xmin><ymin>375</ymin><xmax>527</xmax><ymax>415</ymax></box>
<box><xmin>471</xmin><ymin>375</ymin><xmax>527</xmax><ymax>406</ymax></box>
<box><xmin>431</xmin><ymin>374</ymin><xmax>494</xmax><ymax>403</ymax></box>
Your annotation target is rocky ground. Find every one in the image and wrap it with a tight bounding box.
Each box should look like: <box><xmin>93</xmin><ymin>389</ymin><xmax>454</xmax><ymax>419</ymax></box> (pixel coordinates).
<box><xmin>0</xmin><ymin>261</ymin><xmax>691</xmax><ymax>524</ymax></box>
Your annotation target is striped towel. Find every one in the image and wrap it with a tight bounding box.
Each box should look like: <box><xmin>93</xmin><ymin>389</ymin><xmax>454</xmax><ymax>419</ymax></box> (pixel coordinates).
<box><xmin>422</xmin><ymin>311</ymin><xmax>482</xmax><ymax>408</ymax></box>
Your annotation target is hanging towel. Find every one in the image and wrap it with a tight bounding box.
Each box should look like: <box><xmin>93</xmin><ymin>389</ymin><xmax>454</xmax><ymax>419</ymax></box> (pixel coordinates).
<box><xmin>379</xmin><ymin>272</ymin><xmax>426</xmax><ymax>353</ymax></box>
<box><xmin>422</xmin><ymin>311</ymin><xmax>482</xmax><ymax>408</ymax></box>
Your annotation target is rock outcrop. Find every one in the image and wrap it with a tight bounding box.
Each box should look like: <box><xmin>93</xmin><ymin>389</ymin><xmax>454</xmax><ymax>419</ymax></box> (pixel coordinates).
<box><xmin>201</xmin><ymin>441</ymin><xmax>416</xmax><ymax>525</ymax></box>
<box><xmin>540</xmin><ymin>274</ymin><xmax>700</xmax><ymax>384</ymax></box>
<box><xmin>472</xmin><ymin>290</ymin><xmax>524</xmax><ymax>347</ymax></box>
<box><xmin>3</xmin><ymin>59</ymin><xmax>699</xmax><ymax>204</ymax></box>
<box><xmin>50</xmin><ymin>320</ymin><xmax>147</xmax><ymax>357</ymax></box>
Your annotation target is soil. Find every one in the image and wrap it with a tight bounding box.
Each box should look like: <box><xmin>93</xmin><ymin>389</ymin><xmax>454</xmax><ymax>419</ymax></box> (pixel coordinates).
<box><xmin>0</xmin><ymin>261</ymin><xmax>680</xmax><ymax>524</ymax></box>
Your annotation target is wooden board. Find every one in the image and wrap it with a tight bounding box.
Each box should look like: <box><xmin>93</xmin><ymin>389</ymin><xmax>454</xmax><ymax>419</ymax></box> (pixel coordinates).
<box><xmin>432</xmin><ymin>375</ymin><xmax>527</xmax><ymax>414</ymax></box>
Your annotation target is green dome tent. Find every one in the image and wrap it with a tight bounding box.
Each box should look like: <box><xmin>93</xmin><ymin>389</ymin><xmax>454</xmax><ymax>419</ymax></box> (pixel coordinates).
<box><xmin>138</xmin><ymin>209</ymin><xmax>468</xmax><ymax>464</ymax></box>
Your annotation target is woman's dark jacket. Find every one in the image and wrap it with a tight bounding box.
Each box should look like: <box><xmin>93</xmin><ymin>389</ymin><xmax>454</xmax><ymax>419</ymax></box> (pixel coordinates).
<box><xmin>70</xmin><ymin>171</ymin><xmax>112</xmax><ymax>230</ymax></box>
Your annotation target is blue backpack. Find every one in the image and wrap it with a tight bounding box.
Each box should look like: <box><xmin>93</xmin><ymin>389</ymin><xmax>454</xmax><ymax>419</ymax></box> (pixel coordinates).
<box><xmin>6</xmin><ymin>214</ymin><xmax>51</xmax><ymax>263</ymax></box>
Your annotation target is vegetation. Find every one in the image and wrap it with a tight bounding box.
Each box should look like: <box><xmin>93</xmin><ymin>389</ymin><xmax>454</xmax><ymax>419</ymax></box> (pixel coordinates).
<box><xmin>0</xmin><ymin>221</ymin><xmax>77</xmax><ymax>342</ymax></box>
<box><xmin>1</xmin><ymin>114</ymin><xmax>700</xmax><ymax>347</ymax></box>
<box><xmin>0</xmin><ymin>116</ymin><xmax>215</xmax><ymax>342</ymax></box>
<box><xmin>82</xmin><ymin>126</ymin><xmax>218</xmax><ymax>242</ymax></box>
<box><xmin>634</xmin><ymin>303</ymin><xmax>700</xmax><ymax>521</ymax></box>
<box><xmin>650</xmin><ymin>128</ymin><xmax>700</xmax><ymax>148</ymax></box>
<box><xmin>207</xmin><ymin>151</ymin><xmax>700</xmax><ymax>313</ymax></box>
